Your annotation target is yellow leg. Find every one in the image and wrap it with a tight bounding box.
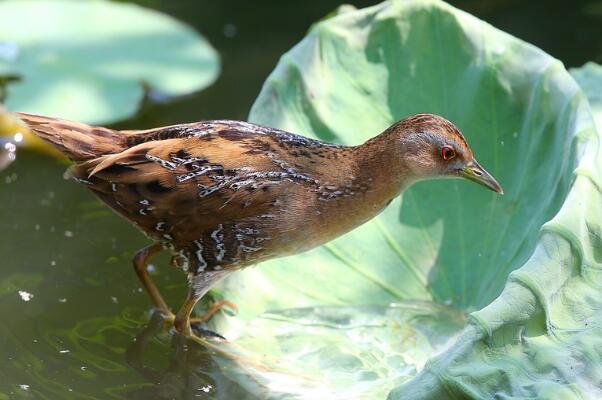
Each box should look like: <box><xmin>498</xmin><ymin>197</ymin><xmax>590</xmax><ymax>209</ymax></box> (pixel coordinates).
<box><xmin>173</xmin><ymin>270</ymin><xmax>234</xmax><ymax>339</ymax></box>
<box><xmin>174</xmin><ymin>289</ymin><xmax>198</xmax><ymax>337</ymax></box>
<box><xmin>132</xmin><ymin>243</ymin><xmax>174</xmax><ymax>319</ymax></box>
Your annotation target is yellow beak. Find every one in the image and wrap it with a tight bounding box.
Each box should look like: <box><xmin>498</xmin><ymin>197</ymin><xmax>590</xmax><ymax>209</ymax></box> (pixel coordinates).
<box><xmin>459</xmin><ymin>160</ymin><xmax>504</xmax><ymax>194</ymax></box>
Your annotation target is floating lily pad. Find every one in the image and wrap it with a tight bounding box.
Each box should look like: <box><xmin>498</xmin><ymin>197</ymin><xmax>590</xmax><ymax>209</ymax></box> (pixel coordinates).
<box><xmin>0</xmin><ymin>0</ymin><xmax>220</xmax><ymax>124</ymax></box>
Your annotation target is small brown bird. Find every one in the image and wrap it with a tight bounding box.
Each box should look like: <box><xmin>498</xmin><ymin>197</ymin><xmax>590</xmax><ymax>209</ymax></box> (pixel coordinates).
<box><xmin>16</xmin><ymin>112</ymin><xmax>502</xmax><ymax>339</ymax></box>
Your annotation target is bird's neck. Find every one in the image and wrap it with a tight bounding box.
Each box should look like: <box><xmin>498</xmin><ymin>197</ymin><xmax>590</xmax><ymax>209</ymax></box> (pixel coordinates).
<box><xmin>290</xmin><ymin>136</ymin><xmax>418</xmax><ymax>252</ymax></box>
<box><xmin>350</xmin><ymin>138</ymin><xmax>416</xmax><ymax>211</ymax></box>
<box><xmin>311</xmin><ymin>135</ymin><xmax>418</xmax><ymax>233</ymax></box>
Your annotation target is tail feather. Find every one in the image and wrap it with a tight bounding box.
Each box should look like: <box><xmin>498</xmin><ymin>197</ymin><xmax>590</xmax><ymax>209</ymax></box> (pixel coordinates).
<box><xmin>15</xmin><ymin>112</ymin><xmax>126</xmax><ymax>162</ymax></box>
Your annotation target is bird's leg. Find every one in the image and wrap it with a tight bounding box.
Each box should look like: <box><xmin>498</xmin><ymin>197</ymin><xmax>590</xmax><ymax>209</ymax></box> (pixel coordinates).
<box><xmin>174</xmin><ymin>270</ymin><xmax>231</xmax><ymax>338</ymax></box>
<box><xmin>133</xmin><ymin>243</ymin><xmax>174</xmax><ymax>319</ymax></box>
<box><xmin>174</xmin><ymin>288</ymin><xmax>200</xmax><ymax>337</ymax></box>
<box><xmin>173</xmin><ymin>292</ymin><xmax>228</xmax><ymax>338</ymax></box>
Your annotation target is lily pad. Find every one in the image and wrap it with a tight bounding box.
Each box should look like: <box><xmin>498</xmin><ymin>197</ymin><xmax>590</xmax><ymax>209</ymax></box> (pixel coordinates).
<box><xmin>0</xmin><ymin>0</ymin><xmax>220</xmax><ymax>124</ymax></box>
<box><xmin>208</xmin><ymin>1</ymin><xmax>602</xmax><ymax>398</ymax></box>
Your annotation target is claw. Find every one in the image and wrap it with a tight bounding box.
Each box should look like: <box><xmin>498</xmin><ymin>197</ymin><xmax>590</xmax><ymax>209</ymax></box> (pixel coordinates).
<box><xmin>190</xmin><ymin>324</ymin><xmax>227</xmax><ymax>340</ymax></box>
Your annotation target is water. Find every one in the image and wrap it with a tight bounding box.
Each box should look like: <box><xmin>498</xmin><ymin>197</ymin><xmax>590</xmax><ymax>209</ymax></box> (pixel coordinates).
<box><xmin>1</xmin><ymin>0</ymin><xmax>601</xmax><ymax>398</ymax></box>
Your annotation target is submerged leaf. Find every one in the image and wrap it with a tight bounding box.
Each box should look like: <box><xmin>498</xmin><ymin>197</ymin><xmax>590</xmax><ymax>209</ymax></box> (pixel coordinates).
<box><xmin>209</xmin><ymin>1</ymin><xmax>602</xmax><ymax>398</ymax></box>
<box><xmin>0</xmin><ymin>0</ymin><xmax>220</xmax><ymax>124</ymax></box>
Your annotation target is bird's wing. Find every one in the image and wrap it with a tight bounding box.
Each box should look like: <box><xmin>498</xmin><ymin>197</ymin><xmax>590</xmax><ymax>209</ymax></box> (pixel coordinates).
<box><xmin>70</xmin><ymin>130</ymin><xmax>321</xmax><ymax>270</ymax></box>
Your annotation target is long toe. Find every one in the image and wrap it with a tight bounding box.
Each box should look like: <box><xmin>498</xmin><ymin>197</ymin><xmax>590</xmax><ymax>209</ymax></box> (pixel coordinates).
<box><xmin>193</xmin><ymin>299</ymin><xmax>238</xmax><ymax>323</ymax></box>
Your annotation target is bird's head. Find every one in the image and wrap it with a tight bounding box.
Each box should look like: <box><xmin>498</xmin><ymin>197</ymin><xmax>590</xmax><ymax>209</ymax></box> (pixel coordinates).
<box><xmin>386</xmin><ymin>113</ymin><xmax>503</xmax><ymax>194</ymax></box>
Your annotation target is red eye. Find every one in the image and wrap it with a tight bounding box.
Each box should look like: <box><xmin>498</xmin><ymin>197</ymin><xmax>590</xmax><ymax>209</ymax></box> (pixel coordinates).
<box><xmin>441</xmin><ymin>145</ymin><xmax>455</xmax><ymax>160</ymax></box>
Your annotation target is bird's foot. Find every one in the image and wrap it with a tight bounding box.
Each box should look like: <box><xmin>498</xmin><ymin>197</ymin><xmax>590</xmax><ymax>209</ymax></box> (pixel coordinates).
<box><xmin>157</xmin><ymin>310</ymin><xmax>231</xmax><ymax>341</ymax></box>
<box><xmin>171</xmin><ymin>319</ymin><xmax>227</xmax><ymax>343</ymax></box>
<box><xmin>191</xmin><ymin>299</ymin><xmax>238</xmax><ymax>323</ymax></box>
<box><xmin>157</xmin><ymin>310</ymin><xmax>177</xmax><ymax>331</ymax></box>
<box><xmin>151</xmin><ymin>299</ymin><xmax>236</xmax><ymax>341</ymax></box>
<box><xmin>184</xmin><ymin>301</ymin><xmax>234</xmax><ymax>340</ymax></box>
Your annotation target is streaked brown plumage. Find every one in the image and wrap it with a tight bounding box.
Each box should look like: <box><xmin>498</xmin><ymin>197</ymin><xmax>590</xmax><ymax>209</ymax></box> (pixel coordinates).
<box><xmin>16</xmin><ymin>112</ymin><xmax>502</xmax><ymax>338</ymax></box>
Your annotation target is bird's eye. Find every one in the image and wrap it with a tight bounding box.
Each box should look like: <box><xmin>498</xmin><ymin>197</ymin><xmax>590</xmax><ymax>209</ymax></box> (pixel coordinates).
<box><xmin>441</xmin><ymin>145</ymin><xmax>456</xmax><ymax>161</ymax></box>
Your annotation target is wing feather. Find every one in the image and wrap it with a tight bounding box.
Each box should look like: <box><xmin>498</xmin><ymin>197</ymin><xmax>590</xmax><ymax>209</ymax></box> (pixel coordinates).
<box><xmin>70</xmin><ymin>133</ymin><xmax>317</xmax><ymax>270</ymax></box>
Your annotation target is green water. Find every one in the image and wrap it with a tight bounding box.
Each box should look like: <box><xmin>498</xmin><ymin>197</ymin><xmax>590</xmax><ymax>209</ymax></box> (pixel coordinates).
<box><xmin>1</xmin><ymin>0</ymin><xmax>601</xmax><ymax>398</ymax></box>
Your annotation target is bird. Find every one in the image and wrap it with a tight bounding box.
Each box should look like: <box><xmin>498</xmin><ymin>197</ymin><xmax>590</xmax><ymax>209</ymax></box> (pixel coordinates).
<box><xmin>15</xmin><ymin>112</ymin><xmax>502</xmax><ymax>339</ymax></box>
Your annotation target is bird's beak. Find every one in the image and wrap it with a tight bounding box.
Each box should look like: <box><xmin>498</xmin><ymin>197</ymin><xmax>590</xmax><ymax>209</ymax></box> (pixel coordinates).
<box><xmin>459</xmin><ymin>159</ymin><xmax>504</xmax><ymax>194</ymax></box>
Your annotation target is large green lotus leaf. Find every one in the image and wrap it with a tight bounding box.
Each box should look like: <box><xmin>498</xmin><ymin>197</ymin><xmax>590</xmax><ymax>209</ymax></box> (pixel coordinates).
<box><xmin>572</xmin><ymin>62</ymin><xmax>602</xmax><ymax>128</ymax></box>
<box><xmin>393</xmin><ymin>63</ymin><xmax>602</xmax><ymax>399</ymax></box>
<box><xmin>206</xmin><ymin>1</ymin><xmax>602</xmax><ymax>398</ymax></box>
<box><xmin>0</xmin><ymin>0</ymin><xmax>219</xmax><ymax>124</ymax></box>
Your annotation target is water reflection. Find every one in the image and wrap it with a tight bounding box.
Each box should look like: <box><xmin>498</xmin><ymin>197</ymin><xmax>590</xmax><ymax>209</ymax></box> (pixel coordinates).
<box><xmin>0</xmin><ymin>133</ymin><xmax>21</xmax><ymax>170</ymax></box>
<box><xmin>0</xmin><ymin>107</ymin><xmax>25</xmax><ymax>170</ymax></box>
<box><xmin>125</xmin><ymin>312</ymin><xmax>257</xmax><ymax>399</ymax></box>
